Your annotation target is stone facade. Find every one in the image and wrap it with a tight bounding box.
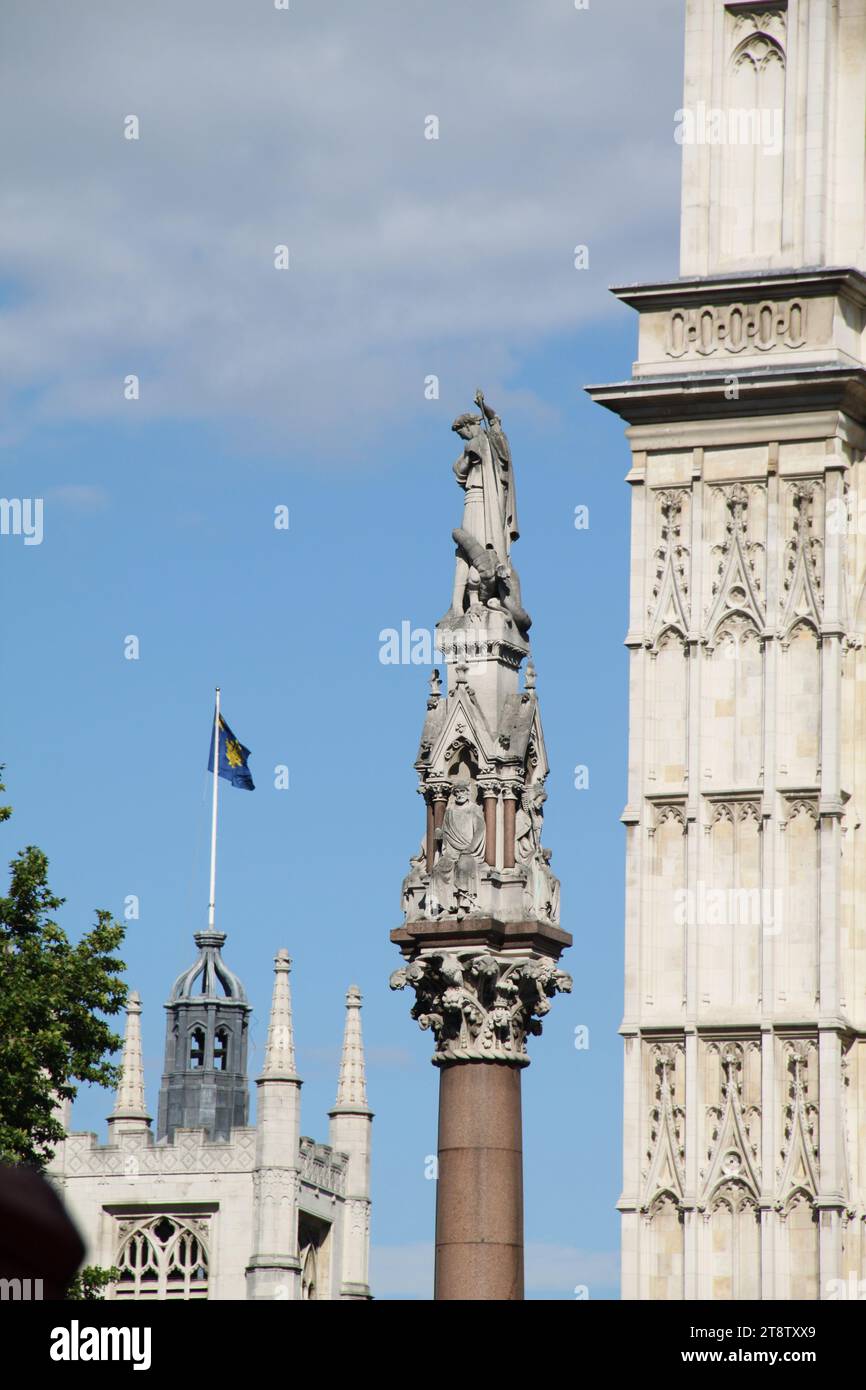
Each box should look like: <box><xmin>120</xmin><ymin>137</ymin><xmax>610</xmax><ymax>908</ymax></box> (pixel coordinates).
<box><xmin>589</xmin><ymin>0</ymin><xmax>866</xmax><ymax>1299</ymax></box>
<box><xmin>49</xmin><ymin>946</ymin><xmax>372</xmax><ymax>1301</ymax></box>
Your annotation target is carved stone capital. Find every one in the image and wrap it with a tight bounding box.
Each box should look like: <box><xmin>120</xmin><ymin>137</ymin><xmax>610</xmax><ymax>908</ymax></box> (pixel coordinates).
<box><xmin>389</xmin><ymin>947</ymin><xmax>572</xmax><ymax>1067</ymax></box>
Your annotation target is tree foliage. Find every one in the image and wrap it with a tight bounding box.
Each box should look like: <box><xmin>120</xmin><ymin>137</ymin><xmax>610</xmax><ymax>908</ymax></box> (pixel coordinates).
<box><xmin>66</xmin><ymin>1265</ymin><xmax>121</xmax><ymax>1301</ymax></box>
<box><xmin>0</xmin><ymin>772</ymin><xmax>128</xmax><ymax>1168</ymax></box>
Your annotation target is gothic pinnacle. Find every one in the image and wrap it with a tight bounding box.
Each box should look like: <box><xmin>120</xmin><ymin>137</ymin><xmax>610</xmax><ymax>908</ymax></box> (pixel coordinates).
<box><xmin>109</xmin><ymin>990</ymin><xmax>150</xmax><ymax>1126</ymax></box>
<box><xmin>261</xmin><ymin>948</ymin><xmax>299</xmax><ymax>1080</ymax></box>
<box><xmin>333</xmin><ymin>985</ymin><xmax>370</xmax><ymax>1113</ymax></box>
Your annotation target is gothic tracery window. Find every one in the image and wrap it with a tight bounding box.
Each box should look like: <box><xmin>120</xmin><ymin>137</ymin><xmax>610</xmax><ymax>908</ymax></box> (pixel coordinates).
<box><xmin>114</xmin><ymin>1215</ymin><xmax>210</xmax><ymax>1300</ymax></box>
<box><xmin>720</xmin><ymin>18</ymin><xmax>787</xmax><ymax>262</ymax></box>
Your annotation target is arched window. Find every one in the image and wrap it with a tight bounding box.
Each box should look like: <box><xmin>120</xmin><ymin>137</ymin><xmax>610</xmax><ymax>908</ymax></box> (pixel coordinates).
<box><xmin>300</xmin><ymin>1243</ymin><xmax>318</xmax><ymax>1300</ymax></box>
<box><xmin>720</xmin><ymin>31</ymin><xmax>786</xmax><ymax>262</ymax></box>
<box><xmin>213</xmin><ymin>1028</ymin><xmax>229</xmax><ymax>1071</ymax></box>
<box><xmin>114</xmin><ymin>1216</ymin><xmax>210</xmax><ymax>1300</ymax></box>
<box><xmin>189</xmin><ymin>1028</ymin><xmax>205</xmax><ymax>1070</ymax></box>
<box><xmin>298</xmin><ymin>1211</ymin><xmax>330</xmax><ymax>1299</ymax></box>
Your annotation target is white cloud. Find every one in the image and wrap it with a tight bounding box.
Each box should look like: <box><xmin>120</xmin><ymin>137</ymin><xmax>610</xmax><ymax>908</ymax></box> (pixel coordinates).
<box><xmin>0</xmin><ymin>0</ymin><xmax>683</xmax><ymax>456</ymax></box>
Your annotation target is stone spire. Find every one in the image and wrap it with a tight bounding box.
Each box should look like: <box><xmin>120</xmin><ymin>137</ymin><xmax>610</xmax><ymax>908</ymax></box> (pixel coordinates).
<box><xmin>329</xmin><ymin>984</ymin><xmax>373</xmax><ymax>1299</ymax></box>
<box><xmin>333</xmin><ymin>985</ymin><xmax>369</xmax><ymax>1112</ymax></box>
<box><xmin>246</xmin><ymin>948</ymin><xmax>303</xmax><ymax>1300</ymax></box>
<box><xmin>107</xmin><ymin>991</ymin><xmax>151</xmax><ymax>1137</ymax></box>
<box><xmin>262</xmin><ymin>948</ymin><xmax>299</xmax><ymax>1080</ymax></box>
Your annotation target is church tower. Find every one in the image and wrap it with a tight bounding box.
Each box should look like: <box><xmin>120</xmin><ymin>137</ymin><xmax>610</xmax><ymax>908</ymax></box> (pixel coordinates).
<box><xmin>391</xmin><ymin>393</ymin><xmax>571</xmax><ymax>1300</ymax></box>
<box><xmin>157</xmin><ymin>930</ymin><xmax>251</xmax><ymax>1143</ymax></box>
<box><xmin>589</xmin><ymin>1</ymin><xmax>866</xmax><ymax>1299</ymax></box>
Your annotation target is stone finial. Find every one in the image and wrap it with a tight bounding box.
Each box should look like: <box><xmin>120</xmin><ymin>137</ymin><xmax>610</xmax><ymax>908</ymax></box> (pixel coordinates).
<box><xmin>261</xmin><ymin>948</ymin><xmax>299</xmax><ymax>1080</ymax></box>
<box><xmin>110</xmin><ymin>990</ymin><xmax>150</xmax><ymax>1125</ymax></box>
<box><xmin>525</xmin><ymin>661</ymin><xmax>537</xmax><ymax>691</ymax></box>
<box><xmin>333</xmin><ymin>985</ymin><xmax>370</xmax><ymax>1112</ymax></box>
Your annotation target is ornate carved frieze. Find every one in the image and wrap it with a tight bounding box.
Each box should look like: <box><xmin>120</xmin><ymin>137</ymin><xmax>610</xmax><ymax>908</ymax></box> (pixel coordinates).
<box><xmin>780</xmin><ymin>481</ymin><xmax>823</xmax><ymax>637</ymax></box>
<box><xmin>390</xmin><ymin>948</ymin><xmax>572</xmax><ymax>1066</ymax></box>
<box><xmin>347</xmin><ymin>1198</ymin><xmax>371</xmax><ymax>1240</ymax></box>
<box><xmin>253</xmin><ymin>1167</ymin><xmax>299</xmax><ymax>1213</ymax></box>
<box><xmin>642</xmin><ymin>1042</ymin><xmax>686</xmax><ymax>1208</ymax></box>
<box><xmin>648</xmin><ymin>488</ymin><xmax>691</xmax><ymax>641</ymax></box>
<box><xmin>666</xmin><ymin>299</ymin><xmax>804</xmax><ymax>361</ymax></box>
<box><xmin>780</xmin><ymin>795</ymin><xmax>819</xmax><ymax>828</ymax></box>
<box><xmin>647</xmin><ymin>800</ymin><xmax>687</xmax><ymax>837</ymax></box>
<box><xmin>730</xmin><ymin>5</ymin><xmax>787</xmax><ymax>48</ymax></box>
<box><xmin>704</xmin><ymin>484</ymin><xmax>766</xmax><ymax>646</ymax></box>
<box><xmin>298</xmin><ymin>1139</ymin><xmax>347</xmax><ymax>1196</ymax></box>
<box><xmin>701</xmin><ymin>1042</ymin><xmax>761</xmax><ymax>1204</ymax></box>
<box><xmin>776</xmin><ymin>1039</ymin><xmax>819</xmax><ymax>1208</ymax></box>
<box><xmin>62</xmin><ymin>1127</ymin><xmax>257</xmax><ymax>1177</ymax></box>
<box><xmin>706</xmin><ymin>796</ymin><xmax>762</xmax><ymax>829</ymax></box>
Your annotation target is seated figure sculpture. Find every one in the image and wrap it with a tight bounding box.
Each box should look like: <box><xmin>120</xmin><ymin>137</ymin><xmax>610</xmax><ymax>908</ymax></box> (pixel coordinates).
<box><xmin>428</xmin><ymin>784</ymin><xmax>485</xmax><ymax>919</ymax></box>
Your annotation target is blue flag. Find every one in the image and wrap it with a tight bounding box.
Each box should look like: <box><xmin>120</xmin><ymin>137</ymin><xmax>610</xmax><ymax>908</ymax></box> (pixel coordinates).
<box><xmin>208</xmin><ymin>712</ymin><xmax>255</xmax><ymax>790</ymax></box>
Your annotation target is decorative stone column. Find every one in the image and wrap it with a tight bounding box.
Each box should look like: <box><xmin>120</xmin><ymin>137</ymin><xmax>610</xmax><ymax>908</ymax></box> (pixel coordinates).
<box><xmin>478</xmin><ymin>778</ymin><xmax>499</xmax><ymax>867</ymax></box>
<box><xmin>430</xmin><ymin>784</ymin><xmax>449</xmax><ymax>857</ymax></box>
<box><xmin>391</xmin><ymin>391</ymin><xmax>572</xmax><ymax>1300</ymax></box>
<box><xmin>391</xmin><ymin>930</ymin><xmax>570</xmax><ymax>1299</ymax></box>
<box><xmin>424</xmin><ymin>793</ymin><xmax>436</xmax><ymax>873</ymax></box>
<box><xmin>501</xmin><ymin>784</ymin><xmax>519</xmax><ymax>869</ymax></box>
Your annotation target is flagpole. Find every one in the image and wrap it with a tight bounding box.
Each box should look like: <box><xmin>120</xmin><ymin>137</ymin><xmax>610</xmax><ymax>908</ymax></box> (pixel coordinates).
<box><xmin>208</xmin><ymin>686</ymin><xmax>220</xmax><ymax>930</ymax></box>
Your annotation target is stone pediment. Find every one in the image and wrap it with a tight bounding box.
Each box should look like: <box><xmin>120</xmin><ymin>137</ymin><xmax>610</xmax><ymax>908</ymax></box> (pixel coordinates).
<box><xmin>496</xmin><ymin>690</ymin><xmax>543</xmax><ymax>771</ymax></box>
<box><xmin>424</xmin><ymin>692</ymin><xmax>496</xmax><ymax>776</ymax></box>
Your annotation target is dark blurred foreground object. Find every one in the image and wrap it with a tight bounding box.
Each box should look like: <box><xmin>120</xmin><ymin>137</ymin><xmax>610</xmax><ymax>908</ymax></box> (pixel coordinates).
<box><xmin>0</xmin><ymin>1164</ymin><xmax>84</xmax><ymax>1298</ymax></box>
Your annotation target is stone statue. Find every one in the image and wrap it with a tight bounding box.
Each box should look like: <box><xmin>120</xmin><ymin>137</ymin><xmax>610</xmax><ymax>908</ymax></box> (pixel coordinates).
<box><xmin>450</xmin><ymin>391</ymin><xmax>527</xmax><ymax>631</ymax></box>
<box><xmin>401</xmin><ymin>841</ymin><xmax>428</xmax><ymax>918</ymax></box>
<box><xmin>515</xmin><ymin>783</ymin><xmax>560</xmax><ymax>922</ymax></box>
<box><xmin>428</xmin><ymin>784</ymin><xmax>485</xmax><ymax>918</ymax></box>
<box><xmin>515</xmin><ymin>783</ymin><xmax>546</xmax><ymax>861</ymax></box>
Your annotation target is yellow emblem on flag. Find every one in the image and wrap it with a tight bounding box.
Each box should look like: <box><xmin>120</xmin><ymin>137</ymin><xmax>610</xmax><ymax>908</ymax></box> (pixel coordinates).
<box><xmin>211</xmin><ymin>711</ymin><xmax>255</xmax><ymax>790</ymax></box>
<box><xmin>225</xmin><ymin>738</ymin><xmax>243</xmax><ymax>768</ymax></box>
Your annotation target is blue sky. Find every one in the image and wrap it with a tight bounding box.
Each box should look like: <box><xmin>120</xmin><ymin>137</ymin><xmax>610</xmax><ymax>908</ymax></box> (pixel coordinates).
<box><xmin>0</xmin><ymin>0</ymin><xmax>686</xmax><ymax>1298</ymax></box>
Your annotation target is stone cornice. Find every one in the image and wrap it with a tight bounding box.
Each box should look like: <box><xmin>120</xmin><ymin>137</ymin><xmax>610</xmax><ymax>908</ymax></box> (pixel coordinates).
<box><xmin>585</xmin><ymin>365</ymin><xmax>866</xmax><ymax>428</ymax></box>
<box><xmin>609</xmin><ymin>267</ymin><xmax>866</xmax><ymax>314</ymax></box>
<box><xmin>391</xmin><ymin>915</ymin><xmax>572</xmax><ymax>958</ymax></box>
